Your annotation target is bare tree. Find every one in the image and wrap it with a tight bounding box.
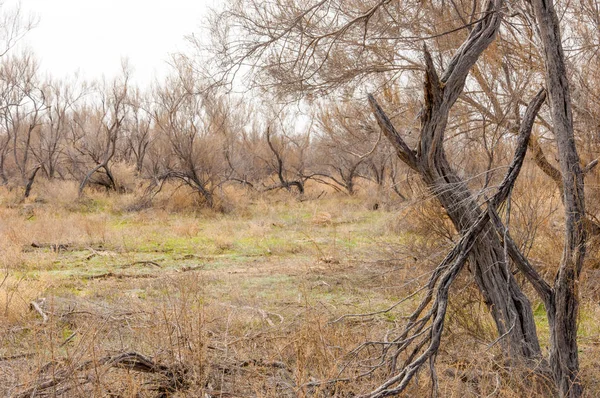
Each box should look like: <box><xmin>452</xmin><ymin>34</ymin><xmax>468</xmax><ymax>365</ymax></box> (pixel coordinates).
<box><xmin>123</xmin><ymin>87</ymin><xmax>153</xmax><ymax>174</ymax></box>
<box><xmin>76</xmin><ymin>69</ymin><xmax>130</xmax><ymax>196</ymax></box>
<box><xmin>150</xmin><ymin>61</ymin><xmax>232</xmax><ymax>208</ymax></box>
<box><xmin>31</xmin><ymin>78</ymin><xmax>87</xmax><ymax>180</ymax></box>
<box><xmin>262</xmin><ymin>127</ymin><xmax>306</xmax><ymax>194</ymax></box>
<box><xmin>313</xmin><ymin>101</ymin><xmax>380</xmax><ymax>195</ymax></box>
<box><xmin>0</xmin><ymin>52</ymin><xmax>45</xmax><ymax>196</ymax></box>
<box><xmin>0</xmin><ymin>1</ymin><xmax>37</xmax><ymax>186</ymax></box>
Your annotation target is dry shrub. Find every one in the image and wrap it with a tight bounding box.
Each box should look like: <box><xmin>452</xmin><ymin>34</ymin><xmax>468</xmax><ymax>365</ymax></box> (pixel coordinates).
<box><xmin>110</xmin><ymin>162</ymin><xmax>139</xmax><ymax>193</ymax></box>
<box><xmin>1</xmin><ymin>273</ymin><xmax>211</xmax><ymax>396</ymax></box>
<box><xmin>438</xmin><ymin>350</ymin><xmax>554</xmax><ymax>397</ymax></box>
<box><xmin>34</xmin><ymin>179</ymin><xmax>79</xmax><ymax>206</ymax></box>
<box><xmin>0</xmin><ymin>273</ymin><xmax>49</xmax><ymax>325</ymax></box>
<box><xmin>352</xmin><ymin>179</ymin><xmax>406</xmax><ymax>212</ymax></box>
<box><xmin>445</xmin><ymin>282</ymin><xmax>496</xmax><ymax>347</ymax></box>
<box><xmin>152</xmin><ymin>183</ymin><xmax>200</xmax><ymax>212</ymax></box>
<box><xmin>0</xmin><ymin>185</ymin><xmax>25</xmax><ymax>206</ymax></box>
<box><xmin>386</xmin><ymin>195</ymin><xmax>455</xmax><ymax>245</ymax></box>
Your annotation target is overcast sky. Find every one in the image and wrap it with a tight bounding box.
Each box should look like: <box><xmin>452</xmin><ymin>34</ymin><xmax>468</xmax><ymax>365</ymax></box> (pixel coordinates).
<box><xmin>7</xmin><ymin>0</ymin><xmax>216</xmax><ymax>86</ymax></box>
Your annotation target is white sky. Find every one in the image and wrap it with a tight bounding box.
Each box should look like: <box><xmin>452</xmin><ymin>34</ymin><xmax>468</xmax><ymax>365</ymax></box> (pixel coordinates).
<box><xmin>7</xmin><ymin>0</ymin><xmax>216</xmax><ymax>87</ymax></box>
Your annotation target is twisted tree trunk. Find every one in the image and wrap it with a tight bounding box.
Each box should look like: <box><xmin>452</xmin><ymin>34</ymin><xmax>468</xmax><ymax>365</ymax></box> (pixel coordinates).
<box><xmin>365</xmin><ymin>88</ymin><xmax>547</xmax><ymax>397</ymax></box>
<box><xmin>367</xmin><ymin>0</ymin><xmax>542</xmax><ymax>360</ymax></box>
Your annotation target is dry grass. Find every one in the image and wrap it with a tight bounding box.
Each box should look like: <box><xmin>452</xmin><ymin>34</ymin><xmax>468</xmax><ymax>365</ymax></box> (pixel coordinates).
<box><xmin>0</xmin><ymin>181</ymin><xmax>599</xmax><ymax>397</ymax></box>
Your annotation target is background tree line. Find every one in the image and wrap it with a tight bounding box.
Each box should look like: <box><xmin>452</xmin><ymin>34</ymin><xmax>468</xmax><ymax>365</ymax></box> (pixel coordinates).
<box><xmin>0</xmin><ymin>50</ymin><xmax>409</xmax><ymax>205</ymax></box>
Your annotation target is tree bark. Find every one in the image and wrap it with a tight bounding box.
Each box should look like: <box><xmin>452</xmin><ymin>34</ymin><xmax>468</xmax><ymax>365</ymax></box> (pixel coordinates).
<box><xmin>530</xmin><ymin>0</ymin><xmax>586</xmax><ymax>395</ymax></box>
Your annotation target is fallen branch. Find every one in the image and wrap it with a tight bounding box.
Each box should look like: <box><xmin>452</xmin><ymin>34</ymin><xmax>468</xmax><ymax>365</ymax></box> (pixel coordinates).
<box><xmin>125</xmin><ymin>260</ymin><xmax>161</xmax><ymax>268</ymax></box>
<box><xmin>15</xmin><ymin>351</ymin><xmax>187</xmax><ymax>397</ymax></box>
<box><xmin>29</xmin><ymin>299</ymin><xmax>48</xmax><ymax>323</ymax></box>
<box><xmin>81</xmin><ymin>272</ymin><xmax>157</xmax><ymax>280</ymax></box>
<box><xmin>30</xmin><ymin>242</ymin><xmax>69</xmax><ymax>252</ymax></box>
<box><xmin>85</xmin><ymin>248</ymin><xmax>118</xmax><ymax>260</ymax></box>
<box><xmin>0</xmin><ymin>352</ymin><xmax>36</xmax><ymax>361</ymax></box>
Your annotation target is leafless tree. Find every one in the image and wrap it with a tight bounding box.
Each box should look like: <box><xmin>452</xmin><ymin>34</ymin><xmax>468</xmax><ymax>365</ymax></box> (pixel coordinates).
<box><xmin>76</xmin><ymin>68</ymin><xmax>130</xmax><ymax>196</ymax></box>
<box><xmin>313</xmin><ymin>101</ymin><xmax>380</xmax><ymax>195</ymax></box>
<box><xmin>150</xmin><ymin>61</ymin><xmax>233</xmax><ymax>208</ymax></box>
<box><xmin>31</xmin><ymin>78</ymin><xmax>87</xmax><ymax>180</ymax></box>
<box><xmin>262</xmin><ymin>126</ymin><xmax>307</xmax><ymax>194</ymax></box>
<box><xmin>123</xmin><ymin>87</ymin><xmax>153</xmax><ymax>174</ymax></box>
<box><xmin>0</xmin><ymin>52</ymin><xmax>45</xmax><ymax>196</ymax></box>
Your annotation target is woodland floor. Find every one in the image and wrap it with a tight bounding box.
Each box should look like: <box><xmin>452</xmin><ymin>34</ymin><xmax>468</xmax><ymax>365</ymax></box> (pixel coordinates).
<box><xmin>1</xmin><ymin>183</ymin><xmax>600</xmax><ymax>397</ymax></box>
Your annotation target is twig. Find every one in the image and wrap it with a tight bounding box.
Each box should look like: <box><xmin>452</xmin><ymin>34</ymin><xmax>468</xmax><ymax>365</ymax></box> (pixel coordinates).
<box><xmin>59</xmin><ymin>332</ymin><xmax>77</xmax><ymax>347</ymax></box>
<box><xmin>0</xmin><ymin>352</ymin><xmax>36</xmax><ymax>361</ymax></box>
<box><xmin>329</xmin><ymin>284</ymin><xmax>428</xmax><ymax>324</ymax></box>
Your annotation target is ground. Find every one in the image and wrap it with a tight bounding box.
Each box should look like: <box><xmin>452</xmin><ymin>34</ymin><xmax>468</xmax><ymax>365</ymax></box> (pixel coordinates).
<box><xmin>1</xmin><ymin>182</ymin><xmax>599</xmax><ymax>397</ymax></box>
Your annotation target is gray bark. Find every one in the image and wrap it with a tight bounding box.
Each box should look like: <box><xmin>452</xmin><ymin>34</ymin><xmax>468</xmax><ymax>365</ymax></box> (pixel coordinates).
<box><xmin>530</xmin><ymin>0</ymin><xmax>587</xmax><ymax>395</ymax></box>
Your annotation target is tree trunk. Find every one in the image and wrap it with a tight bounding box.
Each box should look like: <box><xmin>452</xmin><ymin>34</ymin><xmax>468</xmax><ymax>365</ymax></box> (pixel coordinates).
<box><xmin>24</xmin><ymin>165</ymin><xmax>41</xmax><ymax>199</ymax></box>
<box><xmin>531</xmin><ymin>0</ymin><xmax>586</xmax><ymax>395</ymax></box>
<box><xmin>425</xmin><ymin>158</ymin><xmax>541</xmax><ymax>358</ymax></box>
<box><xmin>368</xmin><ymin>1</ymin><xmax>543</xmax><ymax>356</ymax></box>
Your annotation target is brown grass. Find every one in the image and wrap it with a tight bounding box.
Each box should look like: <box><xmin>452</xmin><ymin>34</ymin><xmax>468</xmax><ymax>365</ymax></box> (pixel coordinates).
<box><xmin>0</xmin><ymin>181</ymin><xmax>599</xmax><ymax>397</ymax></box>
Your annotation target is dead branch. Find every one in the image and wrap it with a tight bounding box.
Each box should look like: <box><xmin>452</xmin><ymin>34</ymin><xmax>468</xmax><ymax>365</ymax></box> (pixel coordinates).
<box><xmin>81</xmin><ymin>272</ymin><xmax>157</xmax><ymax>280</ymax></box>
<box><xmin>0</xmin><ymin>352</ymin><xmax>36</xmax><ymax>361</ymax></box>
<box><xmin>23</xmin><ymin>164</ymin><xmax>41</xmax><ymax>199</ymax></box>
<box><xmin>125</xmin><ymin>260</ymin><xmax>161</xmax><ymax>268</ymax></box>
<box><xmin>29</xmin><ymin>299</ymin><xmax>48</xmax><ymax>323</ymax></box>
<box><xmin>14</xmin><ymin>351</ymin><xmax>188</xmax><ymax>397</ymax></box>
<box><xmin>30</xmin><ymin>242</ymin><xmax>70</xmax><ymax>252</ymax></box>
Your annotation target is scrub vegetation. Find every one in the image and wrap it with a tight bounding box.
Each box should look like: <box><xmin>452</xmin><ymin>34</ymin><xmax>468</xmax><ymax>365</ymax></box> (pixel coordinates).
<box><xmin>0</xmin><ymin>180</ymin><xmax>599</xmax><ymax>397</ymax></box>
<box><xmin>1</xmin><ymin>0</ymin><xmax>600</xmax><ymax>396</ymax></box>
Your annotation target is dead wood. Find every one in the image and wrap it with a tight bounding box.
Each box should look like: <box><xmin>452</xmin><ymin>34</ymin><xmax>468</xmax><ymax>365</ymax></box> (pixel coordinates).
<box><xmin>30</xmin><ymin>242</ymin><xmax>70</xmax><ymax>252</ymax></box>
<box><xmin>0</xmin><ymin>352</ymin><xmax>35</xmax><ymax>362</ymax></box>
<box><xmin>29</xmin><ymin>299</ymin><xmax>48</xmax><ymax>323</ymax></box>
<box><xmin>125</xmin><ymin>260</ymin><xmax>161</xmax><ymax>268</ymax></box>
<box><xmin>359</xmin><ymin>15</ymin><xmax>548</xmax><ymax>388</ymax></box>
<box><xmin>81</xmin><ymin>272</ymin><xmax>157</xmax><ymax>280</ymax></box>
<box><xmin>23</xmin><ymin>164</ymin><xmax>41</xmax><ymax>199</ymax></box>
<box><xmin>14</xmin><ymin>351</ymin><xmax>188</xmax><ymax>397</ymax></box>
